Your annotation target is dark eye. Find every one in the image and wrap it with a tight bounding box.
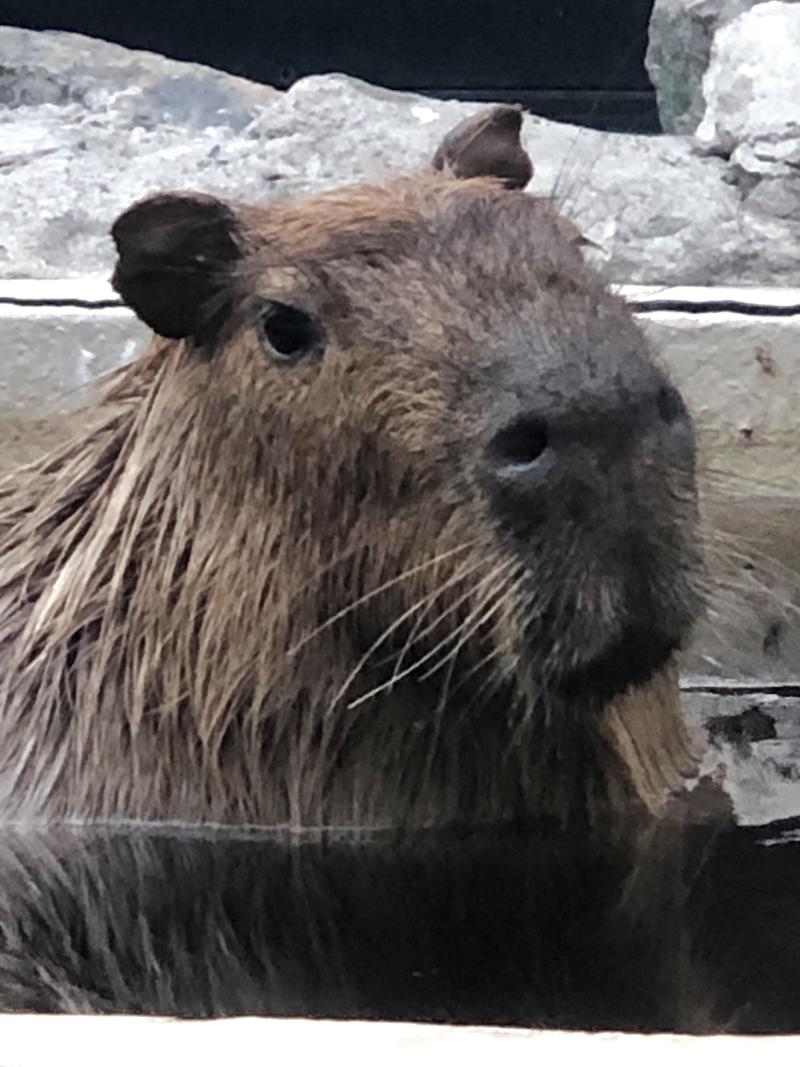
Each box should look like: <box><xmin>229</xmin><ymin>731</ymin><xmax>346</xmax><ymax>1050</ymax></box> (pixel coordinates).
<box><xmin>256</xmin><ymin>301</ymin><xmax>326</xmax><ymax>365</ymax></box>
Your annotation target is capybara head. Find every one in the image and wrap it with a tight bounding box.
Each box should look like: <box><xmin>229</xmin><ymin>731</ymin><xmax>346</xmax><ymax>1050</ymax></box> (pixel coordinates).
<box><xmin>0</xmin><ymin>107</ymin><xmax>702</xmax><ymax>828</ymax></box>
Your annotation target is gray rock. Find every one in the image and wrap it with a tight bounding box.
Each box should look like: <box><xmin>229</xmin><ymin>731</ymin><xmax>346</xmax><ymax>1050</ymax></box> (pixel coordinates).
<box><xmin>682</xmin><ymin>689</ymin><xmax>800</xmax><ymax>824</ymax></box>
<box><xmin>692</xmin><ymin>3</ymin><xmax>800</xmax><ymax>270</ymax></box>
<box><xmin>646</xmin><ymin>0</ymin><xmax>800</xmax><ymax>134</ymax></box>
<box><xmin>0</xmin><ymin>26</ymin><xmax>799</xmax><ymax>286</ymax></box>
<box><xmin>646</xmin><ymin>0</ymin><xmax>756</xmax><ymax>134</ymax></box>
<box><xmin>695</xmin><ymin>3</ymin><xmax>800</xmax><ymax>166</ymax></box>
<box><xmin>0</xmin><ymin>26</ymin><xmax>278</xmax><ymax>126</ymax></box>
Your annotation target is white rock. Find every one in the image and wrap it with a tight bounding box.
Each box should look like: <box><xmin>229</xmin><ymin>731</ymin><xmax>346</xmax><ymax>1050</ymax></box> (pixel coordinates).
<box><xmin>646</xmin><ymin>0</ymin><xmax>758</xmax><ymax>134</ymax></box>
<box><xmin>695</xmin><ymin>1</ymin><xmax>800</xmax><ymax>173</ymax></box>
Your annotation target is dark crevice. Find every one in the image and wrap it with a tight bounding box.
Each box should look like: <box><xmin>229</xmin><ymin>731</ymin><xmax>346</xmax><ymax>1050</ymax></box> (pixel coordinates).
<box><xmin>0</xmin><ymin>296</ymin><xmax>122</xmax><ymax>309</ymax></box>
<box><xmin>3</xmin><ymin>295</ymin><xmax>800</xmax><ymax>318</ymax></box>
<box><xmin>681</xmin><ymin>682</ymin><xmax>800</xmax><ymax>697</ymax></box>
<box><xmin>631</xmin><ymin>299</ymin><xmax>800</xmax><ymax>318</ymax></box>
<box><xmin>706</xmin><ymin>704</ymin><xmax>777</xmax><ymax>745</ymax></box>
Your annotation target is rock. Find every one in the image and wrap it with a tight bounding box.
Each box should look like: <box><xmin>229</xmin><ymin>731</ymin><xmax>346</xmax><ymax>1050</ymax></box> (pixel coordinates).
<box><xmin>0</xmin><ymin>26</ymin><xmax>799</xmax><ymax>286</ymax></box>
<box><xmin>683</xmin><ymin>689</ymin><xmax>800</xmax><ymax>825</ymax></box>
<box><xmin>693</xmin><ymin>3</ymin><xmax>800</xmax><ymax>271</ymax></box>
<box><xmin>695</xmin><ymin>3</ymin><xmax>800</xmax><ymax>166</ymax></box>
<box><xmin>0</xmin><ymin>26</ymin><xmax>278</xmax><ymax>125</ymax></box>
<box><xmin>645</xmin><ymin>0</ymin><xmax>763</xmax><ymax>134</ymax></box>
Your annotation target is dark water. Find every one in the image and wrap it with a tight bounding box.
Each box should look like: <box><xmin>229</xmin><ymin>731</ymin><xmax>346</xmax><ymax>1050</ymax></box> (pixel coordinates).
<box><xmin>0</xmin><ymin>812</ymin><xmax>799</xmax><ymax>1031</ymax></box>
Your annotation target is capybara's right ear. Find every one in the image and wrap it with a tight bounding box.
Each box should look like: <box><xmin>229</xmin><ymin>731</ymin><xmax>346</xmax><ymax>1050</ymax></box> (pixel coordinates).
<box><xmin>111</xmin><ymin>192</ymin><xmax>241</xmax><ymax>340</ymax></box>
<box><xmin>431</xmin><ymin>105</ymin><xmax>533</xmax><ymax>190</ymax></box>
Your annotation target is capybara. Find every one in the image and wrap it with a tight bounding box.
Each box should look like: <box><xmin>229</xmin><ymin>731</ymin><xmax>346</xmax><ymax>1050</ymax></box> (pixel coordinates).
<box><xmin>0</xmin><ymin>107</ymin><xmax>702</xmax><ymax>828</ymax></box>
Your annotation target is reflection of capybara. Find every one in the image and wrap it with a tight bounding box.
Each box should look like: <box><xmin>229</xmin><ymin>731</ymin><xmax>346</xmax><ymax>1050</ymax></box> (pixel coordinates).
<box><xmin>0</xmin><ymin>107</ymin><xmax>702</xmax><ymax>828</ymax></box>
<box><xmin>0</xmin><ymin>819</ymin><xmax>734</xmax><ymax>1028</ymax></box>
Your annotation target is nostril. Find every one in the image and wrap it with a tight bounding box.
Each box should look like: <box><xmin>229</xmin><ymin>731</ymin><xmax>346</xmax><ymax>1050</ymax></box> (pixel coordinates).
<box><xmin>656</xmin><ymin>385</ymin><xmax>686</xmax><ymax>426</ymax></box>
<box><xmin>488</xmin><ymin>415</ymin><xmax>549</xmax><ymax>469</ymax></box>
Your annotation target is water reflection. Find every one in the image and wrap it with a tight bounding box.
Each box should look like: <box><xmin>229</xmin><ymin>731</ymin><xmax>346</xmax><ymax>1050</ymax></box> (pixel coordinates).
<box><xmin>0</xmin><ymin>804</ymin><xmax>799</xmax><ymax>1031</ymax></box>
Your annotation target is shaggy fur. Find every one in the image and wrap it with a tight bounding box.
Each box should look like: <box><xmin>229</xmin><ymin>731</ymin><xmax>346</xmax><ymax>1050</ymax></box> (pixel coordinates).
<box><xmin>0</xmin><ymin>132</ymin><xmax>702</xmax><ymax>828</ymax></box>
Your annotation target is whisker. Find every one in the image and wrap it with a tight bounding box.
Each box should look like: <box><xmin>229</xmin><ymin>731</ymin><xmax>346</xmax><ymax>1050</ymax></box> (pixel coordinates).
<box><xmin>321</xmin><ymin>560</ymin><xmax>491</xmax><ymax>720</ymax></box>
<box><xmin>378</xmin><ymin>555</ymin><xmax>511</xmax><ymax>681</ymax></box>
<box><xmin>346</xmin><ymin>559</ymin><xmax>516</xmax><ymax>711</ymax></box>
<box><xmin>287</xmin><ymin>540</ymin><xmax>476</xmax><ymax>655</ymax></box>
<box><xmin>417</xmin><ymin>570</ymin><xmax>526</xmax><ymax>684</ymax></box>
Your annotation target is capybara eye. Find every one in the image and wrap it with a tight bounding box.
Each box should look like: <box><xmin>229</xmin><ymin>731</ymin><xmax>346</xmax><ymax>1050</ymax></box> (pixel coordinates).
<box><xmin>256</xmin><ymin>301</ymin><xmax>326</xmax><ymax>365</ymax></box>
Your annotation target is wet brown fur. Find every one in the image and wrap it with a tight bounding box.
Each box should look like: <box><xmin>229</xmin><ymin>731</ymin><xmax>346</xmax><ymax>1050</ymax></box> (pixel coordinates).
<box><xmin>0</xmin><ymin>150</ymin><xmax>702</xmax><ymax>829</ymax></box>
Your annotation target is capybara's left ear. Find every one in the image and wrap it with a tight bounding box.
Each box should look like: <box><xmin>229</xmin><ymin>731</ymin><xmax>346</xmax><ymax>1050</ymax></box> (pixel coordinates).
<box><xmin>111</xmin><ymin>192</ymin><xmax>241</xmax><ymax>340</ymax></box>
<box><xmin>431</xmin><ymin>105</ymin><xmax>533</xmax><ymax>190</ymax></box>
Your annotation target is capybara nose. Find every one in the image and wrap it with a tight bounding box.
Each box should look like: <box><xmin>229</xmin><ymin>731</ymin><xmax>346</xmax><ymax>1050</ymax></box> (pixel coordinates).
<box><xmin>483</xmin><ymin>382</ymin><xmax>691</xmax><ymax>525</ymax></box>
<box><xmin>484</xmin><ymin>413</ymin><xmax>554</xmax><ymax>518</ymax></box>
<box><xmin>486</xmin><ymin>414</ymin><xmax>551</xmax><ymax>476</ymax></box>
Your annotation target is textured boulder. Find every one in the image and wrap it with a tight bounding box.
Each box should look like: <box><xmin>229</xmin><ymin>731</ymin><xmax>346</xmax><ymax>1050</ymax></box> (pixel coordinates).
<box><xmin>0</xmin><ymin>26</ymin><xmax>799</xmax><ymax>285</ymax></box>
<box><xmin>695</xmin><ymin>3</ymin><xmax>800</xmax><ymax>260</ymax></box>
<box><xmin>695</xmin><ymin>3</ymin><xmax>800</xmax><ymax>166</ymax></box>
<box><xmin>0</xmin><ymin>26</ymin><xmax>278</xmax><ymax>123</ymax></box>
<box><xmin>645</xmin><ymin>0</ymin><xmax>757</xmax><ymax>134</ymax></box>
<box><xmin>646</xmin><ymin>0</ymin><xmax>800</xmax><ymax>135</ymax></box>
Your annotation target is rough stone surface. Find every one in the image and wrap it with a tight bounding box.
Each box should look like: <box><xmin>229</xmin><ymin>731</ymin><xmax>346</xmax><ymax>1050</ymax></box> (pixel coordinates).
<box><xmin>0</xmin><ymin>26</ymin><xmax>278</xmax><ymax>122</ymax></box>
<box><xmin>683</xmin><ymin>689</ymin><xmax>800</xmax><ymax>824</ymax></box>
<box><xmin>691</xmin><ymin>4</ymin><xmax>800</xmax><ymax>282</ymax></box>
<box><xmin>0</xmin><ymin>26</ymin><xmax>799</xmax><ymax>286</ymax></box>
<box><xmin>695</xmin><ymin>4</ymin><xmax>800</xmax><ymax>169</ymax></box>
<box><xmin>646</xmin><ymin>0</ymin><xmax>800</xmax><ymax>135</ymax></box>
<box><xmin>646</xmin><ymin>0</ymin><xmax>767</xmax><ymax>134</ymax></box>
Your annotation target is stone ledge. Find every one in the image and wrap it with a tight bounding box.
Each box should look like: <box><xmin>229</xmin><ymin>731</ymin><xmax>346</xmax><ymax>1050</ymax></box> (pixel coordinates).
<box><xmin>2</xmin><ymin>281</ymin><xmax>798</xmax><ymax>491</ymax></box>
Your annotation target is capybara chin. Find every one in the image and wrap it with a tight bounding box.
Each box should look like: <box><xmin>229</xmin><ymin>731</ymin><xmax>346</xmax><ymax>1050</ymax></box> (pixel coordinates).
<box><xmin>0</xmin><ymin>107</ymin><xmax>703</xmax><ymax>830</ymax></box>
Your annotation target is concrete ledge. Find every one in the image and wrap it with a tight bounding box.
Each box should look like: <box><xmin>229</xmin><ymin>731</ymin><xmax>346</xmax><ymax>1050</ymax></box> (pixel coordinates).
<box><xmin>0</xmin><ymin>305</ymin><xmax>143</xmax><ymax>408</ymax></box>
<box><xmin>2</xmin><ymin>285</ymin><xmax>799</xmax><ymax>483</ymax></box>
<box><xmin>3</xmin><ymin>284</ymin><xmax>799</xmax><ymax>460</ymax></box>
<box><xmin>0</xmin><ymin>1016</ymin><xmax>799</xmax><ymax>1067</ymax></box>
